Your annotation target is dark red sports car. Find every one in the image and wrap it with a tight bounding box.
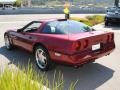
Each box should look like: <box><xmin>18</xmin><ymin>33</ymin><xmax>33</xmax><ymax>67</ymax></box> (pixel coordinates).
<box><xmin>4</xmin><ymin>19</ymin><xmax>115</xmax><ymax>71</ymax></box>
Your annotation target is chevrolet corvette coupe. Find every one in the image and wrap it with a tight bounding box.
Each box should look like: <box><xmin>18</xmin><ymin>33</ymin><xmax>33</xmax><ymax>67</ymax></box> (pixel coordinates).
<box><xmin>4</xmin><ymin>19</ymin><xmax>115</xmax><ymax>71</ymax></box>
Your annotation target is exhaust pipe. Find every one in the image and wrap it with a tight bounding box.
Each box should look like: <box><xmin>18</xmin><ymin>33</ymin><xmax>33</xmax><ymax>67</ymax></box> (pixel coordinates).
<box><xmin>74</xmin><ymin>64</ymin><xmax>84</xmax><ymax>69</ymax></box>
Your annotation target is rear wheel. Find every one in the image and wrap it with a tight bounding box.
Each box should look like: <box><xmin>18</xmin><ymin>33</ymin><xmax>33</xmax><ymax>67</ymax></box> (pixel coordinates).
<box><xmin>35</xmin><ymin>46</ymin><xmax>54</xmax><ymax>71</ymax></box>
<box><xmin>4</xmin><ymin>34</ymin><xmax>13</xmax><ymax>50</ymax></box>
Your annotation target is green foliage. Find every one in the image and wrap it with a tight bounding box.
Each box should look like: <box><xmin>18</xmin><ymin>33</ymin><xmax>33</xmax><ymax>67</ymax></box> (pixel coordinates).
<box><xmin>70</xmin><ymin>15</ymin><xmax>104</xmax><ymax>26</ymax></box>
<box><xmin>0</xmin><ymin>66</ymin><xmax>45</xmax><ymax>90</ymax></box>
<box><xmin>86</xmin><ymin>15</ymin><xmax>104</xmax><ymax>26</ymax></box>
<box><xmin>14</xmin><ymin>0</ymin><xmax>21</xmax><ymax>7</ymax></box>
<box><xmin>0</xmin><ymin>64</ymin><xmax>78</xmax><ymax>90</ymax></box>
<box><xmin>69</xmin><ymin>80</ymin><xmax>79</xmax><ymax>90</ymax></box>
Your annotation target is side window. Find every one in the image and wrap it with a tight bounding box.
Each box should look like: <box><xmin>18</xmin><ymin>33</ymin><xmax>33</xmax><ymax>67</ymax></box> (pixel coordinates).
<box><xmin>42</xmin><ymin>25</ymin><xmax>56</xmax><ymax>34</ymax></box>
<box><xmin>23</xmin><ymin>22</ymin><xmax>41</xmax><ymax>32</ymax></box>
<box><xmin>42</xmin><ymin>21</ymin><xmax>58</xmax><ymax>34</ymax></box>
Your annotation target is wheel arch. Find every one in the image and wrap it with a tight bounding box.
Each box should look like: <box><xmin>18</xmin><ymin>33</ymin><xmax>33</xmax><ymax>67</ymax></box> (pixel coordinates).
<box><xmin>4</xmin><ymin>32</ymin><xmax>8</xmax><ymax>37</ymax></box>
<box><xmin>4</xmin><ymin>32</ymin><xmax>13</xmax><ymax>44</ymax></box>
<box><xmin>33</xmin><ymin>42</ymin><xmax>55</xmax><ymax>71</ymax></box>
<box><xmin>33</xmin><ymin>43</ymin><xmax>49</xmax><ymax>54</ymax></box>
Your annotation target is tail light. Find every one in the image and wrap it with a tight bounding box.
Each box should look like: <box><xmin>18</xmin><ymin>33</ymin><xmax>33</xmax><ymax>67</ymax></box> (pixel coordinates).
<box><xmin>72</xmin><ymin>41</ymin><xmax>81</xmax><ymax>51</ymax></box>
<box><xmin>83</xmin><ymin>40</ymin><xmax>89</xmax><ymax>48</ymax></box>
<box><xmin>107</xmin><ymin>35</ymin><xmax>110</xmax><ymax>42</ymax></box>
<box><xmin>107</xmin><ymin>33</ymin><xmax>114</xmax><ymax>42</ymax></box>
<box><xmin>111</xmin><ymin>33</ymin><xmax>114</xmax><ymax>41</ymax></box>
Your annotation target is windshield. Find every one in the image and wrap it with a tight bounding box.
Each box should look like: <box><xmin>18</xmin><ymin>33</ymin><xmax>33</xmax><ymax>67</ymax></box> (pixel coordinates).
<box><xmin>42</xmin><ymin>20</ymin><xmax>92</xmax><ymax>34</ymax></box>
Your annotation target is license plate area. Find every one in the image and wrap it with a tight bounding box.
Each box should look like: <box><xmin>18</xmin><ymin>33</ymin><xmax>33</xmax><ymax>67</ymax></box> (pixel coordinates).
<box><xmin>92</xmin><ymin>43</ymin><xmax>101</xmax><ymax>51</ymax></box>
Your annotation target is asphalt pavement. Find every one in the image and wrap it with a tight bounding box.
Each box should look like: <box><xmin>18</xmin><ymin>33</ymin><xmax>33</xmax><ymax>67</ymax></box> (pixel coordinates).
<box><xmin>0</xmin><ymin>8</ymin><xmax>106</xmax><ymax>15</ymax></box>
<box><xmin>0</xmin><ymin>14</ymin><xmax>120</xmax><ymax>90</ymax></box>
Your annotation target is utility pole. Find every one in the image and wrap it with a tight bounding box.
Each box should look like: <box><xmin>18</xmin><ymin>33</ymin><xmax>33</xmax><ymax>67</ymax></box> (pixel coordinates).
<box><xmin>21</xmin><ymin>0</ymin><xmax>23</xmax><ymax>7</ymax></box>
<box><xmin>28</xmin><ymin>0</ymin><xmax>31</xmax><ymax>7</ymax></box>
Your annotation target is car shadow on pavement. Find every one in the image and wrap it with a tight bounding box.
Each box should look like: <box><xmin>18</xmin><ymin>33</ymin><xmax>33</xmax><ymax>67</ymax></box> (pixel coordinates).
<box><xmin>47</xmin><ymin>63</ymin><xmax>114</xmax><ymax>90</ymax></box>
<box><xmin>0</xmin><ymin>46</ymin><xmax>35</xmax><ymax>68</ymax></box>
<box><xmin>0</xmin><ymin>46</ymin><xmax>114</xmax><ymax>90</ymax></box>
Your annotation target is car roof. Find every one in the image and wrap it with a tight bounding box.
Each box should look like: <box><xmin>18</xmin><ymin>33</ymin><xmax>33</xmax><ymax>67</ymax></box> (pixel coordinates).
<box><xmin>34</xmin><ymin>19</ymin><xmax>67</xmax><ymax>23</ymax></box>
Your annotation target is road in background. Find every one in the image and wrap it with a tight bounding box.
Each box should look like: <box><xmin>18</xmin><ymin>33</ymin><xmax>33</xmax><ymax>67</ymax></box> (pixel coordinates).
<box><xmin>0</xmin><ymin>8</ymin><xmax>106</xmax><ymax>15</ymax></box>
<box><xmin>0</xmin><ymin>14</ymin><xmax>120</xmax><ymax>90</ymax></box>
<box><xmin>0</xmin><ymin>14</ymin><xmax>104</xmax><ymax>22</ymax></box>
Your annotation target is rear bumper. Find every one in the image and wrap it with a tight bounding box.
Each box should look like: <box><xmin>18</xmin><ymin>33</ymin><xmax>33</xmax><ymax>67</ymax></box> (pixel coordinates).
<box><xmin>70</xmin><ymin>49</ymin><xmax>114</xmax><ymax>66</ymax></box>
<box><xmin>49</xmin><ymin>43</ymin><xmax>115</xmax><ymax>66</ymax></box>
<box><xmin>105</xmin><ymin>16</ymin><xmax>120</xmax><ymax>22</ymax></box>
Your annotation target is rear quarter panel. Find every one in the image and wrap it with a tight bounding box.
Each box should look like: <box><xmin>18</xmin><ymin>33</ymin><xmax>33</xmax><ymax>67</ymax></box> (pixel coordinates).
<box><xmin>32</xmin><ymin>33</ymin><xmax>73</xmax><ymax>54</ymax></box>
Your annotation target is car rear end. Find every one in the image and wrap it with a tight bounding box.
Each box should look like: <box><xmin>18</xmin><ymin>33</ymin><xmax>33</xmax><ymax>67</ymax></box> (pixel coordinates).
<box><xmin>105</xmin><ymin>13</ymin><xmax>120</xmax><ymax>23</ymax></box>
<box><xmin>45</xmin><ymin>20</ymin><xmax>115</xmax><ymax>67</ymax></box>
<box><xmin>68</xmin><ymin>31</ymin><xmax>115</xmax><ymax>66</ymax></box>
<box><xmin>51</xmin><ymin>31</ymin><xmax>115</xmax><ymax>67</ymax></box>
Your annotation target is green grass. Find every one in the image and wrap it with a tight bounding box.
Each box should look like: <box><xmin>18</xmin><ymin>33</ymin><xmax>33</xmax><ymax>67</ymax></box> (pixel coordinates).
<box><xmin>70</xmin><ymin>15</ymin><xmax>104</xmax><ymax>26</ymax></box>
<box><xmin>0</xmin><ymin>66</ymin><xmax>46</xmax><ymax>90</ymax></box>
<box><xmin>0</xmin><ymin>65</ymin><xmax>78</xmax><ymax>90</ymax></box>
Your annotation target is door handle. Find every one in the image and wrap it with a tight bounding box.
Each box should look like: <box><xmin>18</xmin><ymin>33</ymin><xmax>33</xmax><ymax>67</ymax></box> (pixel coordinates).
<box><xmin>12</xmin><ymin>36</ymin><xmax>16</xmax><ymax>38</ymax></box>
<box><xmin>29</xmin><ymin>36</ymin><xmax>32</xmax><ymax>39</ymax></box>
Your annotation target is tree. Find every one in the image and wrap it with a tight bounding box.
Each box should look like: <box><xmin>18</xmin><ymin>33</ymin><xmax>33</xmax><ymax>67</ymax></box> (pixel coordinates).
<box><xmin>14</xmin><ymin>0</ymin><xmax>21</xmax><ymax>7</ymax></box>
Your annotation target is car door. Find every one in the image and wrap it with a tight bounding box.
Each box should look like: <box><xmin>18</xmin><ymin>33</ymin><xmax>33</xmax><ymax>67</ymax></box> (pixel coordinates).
<box><xmin>12</xmin><ymin>21</ymin><xmax>42</xmax><ymax>52</ymax></box>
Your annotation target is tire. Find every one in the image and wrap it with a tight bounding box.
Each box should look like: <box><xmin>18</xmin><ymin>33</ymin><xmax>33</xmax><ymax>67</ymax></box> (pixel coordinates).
<box><xmin>105</xmin><ymin>21</ymin><xmax>109</xmax><ymax>26</ymax></box>
<box><xmin>34</xmin><ymin>45</ymin><xmax>55</xmax><ymax>71</ymax></box>
<box><xmin>4</xmin><ymin>34</ymin><xmax>13</xmax><ymax>50</ymax></box>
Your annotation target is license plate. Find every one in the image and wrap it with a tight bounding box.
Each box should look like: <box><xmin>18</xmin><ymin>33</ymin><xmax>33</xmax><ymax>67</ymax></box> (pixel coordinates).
<box><xmin>92</xmin><ymin>43</ymin><xmax>100</xmax><ymax>51</ymax></box>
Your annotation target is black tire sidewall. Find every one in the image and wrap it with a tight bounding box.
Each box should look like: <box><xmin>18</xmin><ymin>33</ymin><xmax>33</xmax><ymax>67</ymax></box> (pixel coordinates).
<box><xmin>105</xmin><ymin>21</ymin><xmax>109</xmax><ymax>26</ymax></box>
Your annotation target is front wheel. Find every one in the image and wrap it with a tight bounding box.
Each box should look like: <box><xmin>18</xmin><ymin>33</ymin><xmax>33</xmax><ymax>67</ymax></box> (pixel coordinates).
<box><xmin>35</xmin><ymin>46</ymin><xmax>54</xmax><ymax>71</ymax></box>
<box><xmin>4</xmin><ymin>35</ymin><xmax>13</xmax><ymax>50</ymax></box>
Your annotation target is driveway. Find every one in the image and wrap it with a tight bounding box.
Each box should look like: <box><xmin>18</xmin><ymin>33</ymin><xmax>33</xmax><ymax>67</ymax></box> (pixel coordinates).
<box><xmin>0</xmin><ymin>14</ymin><xmax>120</xmax><ymax>90</ymax></box>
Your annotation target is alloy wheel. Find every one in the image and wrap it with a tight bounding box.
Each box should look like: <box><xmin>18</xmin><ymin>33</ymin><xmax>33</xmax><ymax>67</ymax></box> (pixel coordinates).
<box><xmin>35</xmin><ymin>48</ymin><xmax>47</xmax><ymax>69</ymax></box>
<box><xmin>4</xmin><ymin>35</ymin><xmax>11</xmax><ymax>49</ymax></box>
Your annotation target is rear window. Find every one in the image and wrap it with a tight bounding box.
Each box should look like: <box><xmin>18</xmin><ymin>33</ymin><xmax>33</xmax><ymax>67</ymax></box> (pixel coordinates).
<box><xmin>42</xmin><ymin>20</ymin><xmax>92</xmax><ymax>34</ymax></box>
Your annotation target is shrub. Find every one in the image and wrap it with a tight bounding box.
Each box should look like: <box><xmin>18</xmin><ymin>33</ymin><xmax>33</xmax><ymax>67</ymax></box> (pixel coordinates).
<box><xmin>86</xmin><ymin>15</ymin><xmax>104</xmax><ymax>26</ymax></box>
<box><xmin>70</xmin><ymin>15</ymin><xmax>104</xmax><ymax>26</ymax></box>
